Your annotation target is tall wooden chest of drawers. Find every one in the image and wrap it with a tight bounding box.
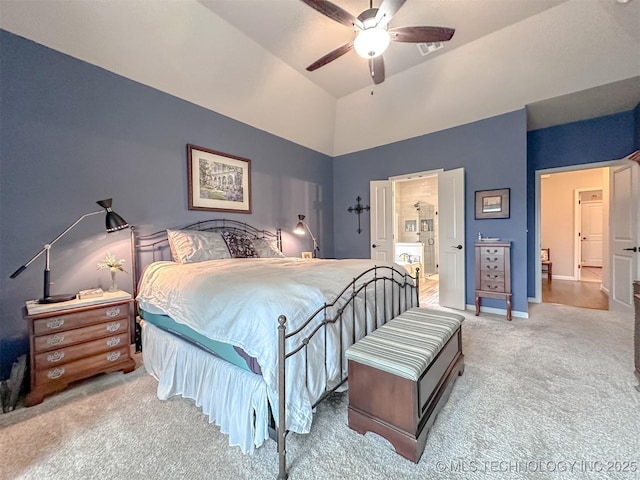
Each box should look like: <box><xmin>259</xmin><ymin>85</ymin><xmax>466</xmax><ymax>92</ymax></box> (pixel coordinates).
<box><xmin>24</xmin><ymin>291</ymin><xmax>136</xmax><ymax>406</ymax></box>
<box><xmin>474</xmin><ymin>241</ymin><xmax>512</xmax><ymax>321</ymax></box>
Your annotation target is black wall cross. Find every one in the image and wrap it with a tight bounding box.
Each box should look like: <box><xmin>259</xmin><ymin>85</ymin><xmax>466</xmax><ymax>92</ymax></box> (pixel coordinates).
<box><xmin>347</xmin><ymin>196</ymin><xmax>370</xmax><ymax>234</ymax></box>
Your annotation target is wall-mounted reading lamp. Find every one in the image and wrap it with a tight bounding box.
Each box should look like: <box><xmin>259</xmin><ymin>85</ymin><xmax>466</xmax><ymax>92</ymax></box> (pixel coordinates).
<box><xmin>10</xmin><ymin>198</ymin><xmax>129</xmax><ymax>304</ymax></box>
<box><xmin>294</xmin><ymin>214</ymin><xmax>319</xmax><ymax>258</ymax></box>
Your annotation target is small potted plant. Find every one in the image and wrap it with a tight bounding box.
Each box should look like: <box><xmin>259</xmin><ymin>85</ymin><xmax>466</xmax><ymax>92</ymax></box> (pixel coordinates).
<box><xmin>97</xmin><ymin>251</ymin><xmax>126</xmax><ymax>292</ymax></box>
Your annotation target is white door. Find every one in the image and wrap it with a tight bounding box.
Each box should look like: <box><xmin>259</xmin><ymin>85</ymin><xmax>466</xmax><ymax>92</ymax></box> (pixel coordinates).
<box><xmin>580</xmin><ymin>200</ymin><xmax>603</xmax><ymax>267</ymax></box>
<box><xmin>438</xmin><ymin>168</ymin><xmax>466</xmax><ymax>310</ymax></box>
<box><xmin>369</xmin><ymin>180</ymin><xmax>393</xmax><ymax>261</ymax></box>
<box><xmin>610</xmin><ymin>162</ymin><xmax>639</xmax><ymax>313</ymax></box>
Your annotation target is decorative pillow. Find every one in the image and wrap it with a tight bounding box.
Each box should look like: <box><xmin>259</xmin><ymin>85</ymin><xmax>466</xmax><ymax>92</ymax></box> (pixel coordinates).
<box><xmin>167</xmin><ymin>229</ymin><xmax>231</xmax><ymax>264</ymax></box>
<box><xmin>221</xmin><ymin>231</ymin><xmax>258</xmax><ymax>258</ymax></box>
<box><xmin>252</xmin><ymin>238</ymin><xmax>285</xmax><ymax>258</ymax></box>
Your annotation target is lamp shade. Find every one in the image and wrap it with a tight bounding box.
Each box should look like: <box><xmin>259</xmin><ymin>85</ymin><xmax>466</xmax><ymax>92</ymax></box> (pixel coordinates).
<box><xmin>97</xmin><ymin>198</ymin><xmax>129</xmax><ymax>232</ymax></box>
<box><xmin>294</xmin><ymin>214</ymin><xmax>306</xmax><ymax>235</ymax></box>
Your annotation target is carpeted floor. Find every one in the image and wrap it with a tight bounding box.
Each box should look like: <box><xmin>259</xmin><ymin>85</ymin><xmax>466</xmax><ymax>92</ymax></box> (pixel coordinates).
<box><xmin>1</xmin><ymin>303</ymin><xmax>639</xmax><ymax>480</ymax></box>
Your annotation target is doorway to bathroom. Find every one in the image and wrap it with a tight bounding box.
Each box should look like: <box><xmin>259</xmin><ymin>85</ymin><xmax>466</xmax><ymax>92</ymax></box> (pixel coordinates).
<box><xmin>394</xmin><ymin>175</ymin><xmax>440</xmax><ymax>307</ymax></box>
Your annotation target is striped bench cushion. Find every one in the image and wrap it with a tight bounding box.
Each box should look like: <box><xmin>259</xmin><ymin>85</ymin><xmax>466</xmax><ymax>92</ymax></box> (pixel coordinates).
<box><xmin>345</xmin><ymin>308</ymin><xmax>464</xmax><ymax>381</ymax></box>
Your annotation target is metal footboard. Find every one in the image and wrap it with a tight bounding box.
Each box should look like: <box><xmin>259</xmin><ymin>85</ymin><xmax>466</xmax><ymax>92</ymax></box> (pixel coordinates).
<box><xmin>276</xmin><ymin>265</ymin><xmax>419</xmax><ymax>479</ymax></box>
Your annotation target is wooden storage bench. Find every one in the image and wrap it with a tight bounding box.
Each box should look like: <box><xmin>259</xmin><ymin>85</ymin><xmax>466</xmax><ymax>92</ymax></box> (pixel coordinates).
<box><xmin>345</xmin><ymin>307</ymin><xmax>464</xmax><ymax>463</ymax></box>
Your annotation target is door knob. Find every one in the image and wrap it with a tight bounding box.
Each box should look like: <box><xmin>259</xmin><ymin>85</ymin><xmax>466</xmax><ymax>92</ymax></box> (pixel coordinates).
<box><xmin>623</xmin><ymin>247</ymin><xmax>638</xmax><ymax>252</ymax></box>
<box><xmin>372</xmin><ymin>244</ymin><xmax>378</xmax><ymax>248</ymax></box>
<box><xmin>451</xmin><ymin>244</ymin><xmax>463</xmax><ymax>250</ymax></box>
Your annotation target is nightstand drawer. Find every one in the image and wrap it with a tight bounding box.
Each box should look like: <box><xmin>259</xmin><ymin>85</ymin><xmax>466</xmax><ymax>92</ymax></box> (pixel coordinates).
<box><xmin>480</xmin><ymin>257</ymin><xmax>504</xmax><ymax>271</ymax></box>
<box><xmin>34</xmin><ymin>346</ymin><xmax>130</xmax><ymax>385</ymax></box>
<box><xmin>34</xmin><ymin>333</ymin><xmax>129</xmax><ymax>370</ymax></box>
<box><xmin>480</xmin><ymin>281</ymin><xmax>505</xmax><ymax>292</ymax></box>
<box><xmin>34</xmin><ymin>319</ymin><xmax>130</xmax><ymax>353</ymax></box>
<box><xmin>479</xmin><ymin>246</ymin><xmax>504</xmax><ymax>256</ymax></box>
<box><xmin>481</xmin><ymin>271</ymin><xmax>504</xmax><ymax>282</ymax></box>
<box><xmin>33</xmin><ymin>302</ymin><xmax>130</xmax><ymax>335</ymax></box>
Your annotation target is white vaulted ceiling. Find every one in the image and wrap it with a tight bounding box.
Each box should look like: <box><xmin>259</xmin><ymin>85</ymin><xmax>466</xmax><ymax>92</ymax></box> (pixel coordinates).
<box><xmin>1</xmin><ymin>0</ymin><xmax>639</xmax><ymax>156</ymax></box>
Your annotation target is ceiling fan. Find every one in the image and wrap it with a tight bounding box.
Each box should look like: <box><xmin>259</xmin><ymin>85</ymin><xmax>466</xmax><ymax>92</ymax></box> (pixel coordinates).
<box><xmin>301</xmin><ymin>0</ymin><xmax>455</xmax><ymax>85</ymax></box>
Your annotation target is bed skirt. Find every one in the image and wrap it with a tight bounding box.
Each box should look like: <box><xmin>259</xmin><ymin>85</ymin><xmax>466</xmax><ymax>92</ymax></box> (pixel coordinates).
<box><xmin>141</xmin><ymin>320</ymin><xmax>270</xmax><ymax>453</ymax></box>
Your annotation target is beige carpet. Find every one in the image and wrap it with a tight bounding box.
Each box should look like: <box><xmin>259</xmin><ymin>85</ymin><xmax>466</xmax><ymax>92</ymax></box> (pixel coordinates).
<box><xmin>1</xmin><ymin>303</ymin><xmax>639</xmax><ymax>480</ymax></box>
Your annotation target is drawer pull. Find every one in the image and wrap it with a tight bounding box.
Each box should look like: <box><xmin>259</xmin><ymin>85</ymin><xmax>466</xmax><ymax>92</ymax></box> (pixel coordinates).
<box><xmin>485</xmin><ymin>257</ymin><xmax>499</xmax><ymax>262</ymax></box>
<box><xmin>106</xmin><ymin>322</ymin><xmax>121</xmax><ymax>332</ymax></box>
<box><xmin>46</xmin><ymin>351</ymin><xmax>65</xmax><ymax>363</ymax></box>
<box><xmin>485</xmin><ymin>273</ymin><xmax>499</xmax><ymax>279</ymax></box>
<box><xmin>106</xmin><ymin>307</ymin><xmax>121</xmax><ymax>318</ymax></box>
<box><xmin>46</xmin><ymin>317</ymin><xmax>65</xmax><ymax>329</ymax></box>
<box><xmin>107</xmin><ymin>351</ymin><xmax>121</xmax><ymax>362</ymax></box>
<box><xmin>485</xmin><ymin>265</ymin><xmax>498</xmax><ymax>270</ymax></box>
<box><xmin>46</xmin><ymin>334</ymin><xmax>64</xmax><ymax>346</ymax></box>
<box><xmin>106</xmin><ymin>337</ymin><xmax>121</xmax><ymax>347</ymax></box>
<box><xmin>47</xmin><ymin>367</ymin><xmax>65</xmax><ymax>379</ymax></box>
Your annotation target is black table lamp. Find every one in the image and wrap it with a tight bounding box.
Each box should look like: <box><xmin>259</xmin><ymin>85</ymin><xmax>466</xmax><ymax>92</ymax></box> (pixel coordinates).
<box><xmin>10</xmin><ymin>198</ymin><xmax>129</xmax><ymax>304</ymax></box>
<box><xmin>294</xmin><ymin>214</ymin><xmax>319</xmax><ymax>258</ymax></box>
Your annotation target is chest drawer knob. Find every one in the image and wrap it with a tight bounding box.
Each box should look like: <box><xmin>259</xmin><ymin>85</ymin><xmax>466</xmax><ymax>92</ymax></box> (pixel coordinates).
<box><xmin>46</xmin><ymin>317</ymin><xmax>65</xmax><ymax>329</ymax></box>
<box><xmin>106</xmin><ymin>351</ymin><xmax>121</xmax><ymax>362</ymax></box>
<box><xmin>106</xmin><ymin>337</ymin><xmax>121</xmax><ymax>347</ymax></box>
<box><xmin>485</xmin><ymin>265</ymin><xmax>498</xmax><ymax>270</ymax></box>
<box><xmin>47</xmin><ymin>367</ymin><xmax>65</xmax><ymax>379</ymax></box>
<box><xmin>46</xmin><ymin>334</ymin><xmax>64</xmax><ymax>346</ymax></box>
<box><xmin>106</xmin><ymin>307</ymin><xmax>121</xmax><ymax>318</ymax></box>
<box><xmin>106</xmin><ymin>322</ymin><xmax>121</xmax><ymax>332</ymax></box>
<box><xmin>46</xmin><ymin>351</ymin><xmax>65</xmax><ymax>363</ymax></box>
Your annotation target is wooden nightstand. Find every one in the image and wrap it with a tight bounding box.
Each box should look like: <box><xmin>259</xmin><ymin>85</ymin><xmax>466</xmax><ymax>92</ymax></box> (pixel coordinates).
<box><xmin>24</xmin><ymin>290</ymin><xmax>136</xmax><ymax>406</ymax></box>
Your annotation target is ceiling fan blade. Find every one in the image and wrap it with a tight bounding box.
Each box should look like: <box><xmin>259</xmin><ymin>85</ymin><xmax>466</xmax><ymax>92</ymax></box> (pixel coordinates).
<box><xmin>369</xmin><ymin>56</ymin><xmax>385</xmax><ymax>85</ymax></box>
<box><xmin>375</xmin><ymin>0</ymin><xmax>406</xmax><ymax>27</ymax></box>
<box><xmin>300</xmin><ymin>0</ymin><xmax>359</xmax><ymax>28</ymax></box>
<box><xmin>306</xmin><ymin>42</ymin><xmax>354</xmax><ymax>71</ymax></box>
<box><xmin>389</xmin><ymin>26</ymin><xmax>455</xmax><ymax>43</ymax></box>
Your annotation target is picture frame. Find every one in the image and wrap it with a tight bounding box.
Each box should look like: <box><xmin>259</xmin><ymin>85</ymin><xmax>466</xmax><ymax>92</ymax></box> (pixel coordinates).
<box><xmin>301</xmin><ymin>251</ymin><xmax>313</xmax><ymax>260</ymax></box>
<box><xmin>187</xmin><ymin>144</ymin><xmax>251</xmax><ymax>213</ymax></box>
<box><xmin>475</xmin><ymin>188</ymin><xmax>510</xmax><ymax>219</ymax></box>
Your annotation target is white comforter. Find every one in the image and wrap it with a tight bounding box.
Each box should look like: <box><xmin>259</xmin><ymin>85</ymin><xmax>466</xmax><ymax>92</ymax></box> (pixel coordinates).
<box><xmin>136</xmin><ymin>257</ymin><xmax>410</xmax><ymax>434</ymax></box>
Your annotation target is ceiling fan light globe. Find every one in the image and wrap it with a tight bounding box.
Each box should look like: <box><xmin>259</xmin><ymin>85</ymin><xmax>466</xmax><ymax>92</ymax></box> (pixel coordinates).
<box><xmin>354</xmin><ymin>27</ymin><xmax>390</xmax><ymax>59</ymax></box>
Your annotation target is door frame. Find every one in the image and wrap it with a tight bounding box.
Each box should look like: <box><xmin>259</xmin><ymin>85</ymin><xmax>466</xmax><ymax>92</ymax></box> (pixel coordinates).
<box><xmin>389</xmin><ymin>168</ymin><xmax>444</xmax><ymax>262</ymax></box>
<box><xmin>574</xmin><ymin>187</ymin><xmax>603</xmax><ymax>280</ymax></box>
<box><xmin>533</xmin><ymin>158</ymin><xmax>629</xmax><ymax>304</ymax></box>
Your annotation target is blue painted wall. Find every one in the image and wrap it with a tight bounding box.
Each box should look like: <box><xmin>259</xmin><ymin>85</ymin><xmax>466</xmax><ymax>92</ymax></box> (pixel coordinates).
<box><xmin>0</xmin><ymin>31</ymin><xmax>334</xmax><ymax>377</ymax></box>
<box><xmin>526</xmin><ymin>110</ymin><xmax>638</xmax><ymax>297</ymax></box>
<box><xmin>332</xmin><ymin>110</ymin><xmax>529</xmax><ymax>314</ymax></box>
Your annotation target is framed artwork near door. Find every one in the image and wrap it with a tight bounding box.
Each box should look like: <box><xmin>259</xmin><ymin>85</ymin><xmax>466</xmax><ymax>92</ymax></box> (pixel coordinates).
<box><xmin>475</xmin><ymin>188</ymin><xmax>510</xmax><ymax>219</ymax></box>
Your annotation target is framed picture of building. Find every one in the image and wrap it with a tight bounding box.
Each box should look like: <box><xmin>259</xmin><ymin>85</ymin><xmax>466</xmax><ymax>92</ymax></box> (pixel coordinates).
<box><xmin>187</xmin><ymin>144</ymin><xmax>251</xmax><ymax>213</ymax></box>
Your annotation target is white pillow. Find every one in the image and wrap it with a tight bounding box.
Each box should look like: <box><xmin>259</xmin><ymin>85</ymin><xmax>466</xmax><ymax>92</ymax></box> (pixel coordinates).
<box><xmin>252</xmin><ymin>238</ymin><xmax>285</xmax><ymax>258</ymax></box>
<box><xmin>167</xmin><ymin>229</ymin><xmax>231</xmax><ymax>263</ymax></box>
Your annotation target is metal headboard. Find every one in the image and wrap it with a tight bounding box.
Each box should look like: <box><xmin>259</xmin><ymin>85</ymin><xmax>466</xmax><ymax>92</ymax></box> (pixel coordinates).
<box><xmin>132</xmin><ymin>219</ymin><xmax>282</xmax><ymax>295</ymax></box>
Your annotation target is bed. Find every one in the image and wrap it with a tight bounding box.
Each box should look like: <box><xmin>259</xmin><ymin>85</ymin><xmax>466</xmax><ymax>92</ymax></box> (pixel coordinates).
<box><xmin>133</xmin><ymin>219</ymin><xmax>419</xmax><ymax>479</ymax></box>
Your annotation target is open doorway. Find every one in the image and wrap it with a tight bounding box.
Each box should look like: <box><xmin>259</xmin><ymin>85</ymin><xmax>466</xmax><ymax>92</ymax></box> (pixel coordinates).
<box><xmin>393</xmin><ymin>175</ymin><xmax>440</xmax><ymax>307</ymax></box>
<box><xmin>539</xmin><ymin>167</ymin><xmax>609</xmax><ymax>310</ymax></box>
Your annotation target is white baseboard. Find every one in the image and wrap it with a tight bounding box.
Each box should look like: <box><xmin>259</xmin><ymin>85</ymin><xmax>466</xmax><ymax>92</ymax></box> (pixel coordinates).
<box><xmin>553</xmin><ymin>275</ymin><xmax>575</xmax><ymax>281</ymax></box>
<box><xmin>465</xmin><ymin>304</ymin><xmax>529</xmax><ymax>319</ymax></box>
